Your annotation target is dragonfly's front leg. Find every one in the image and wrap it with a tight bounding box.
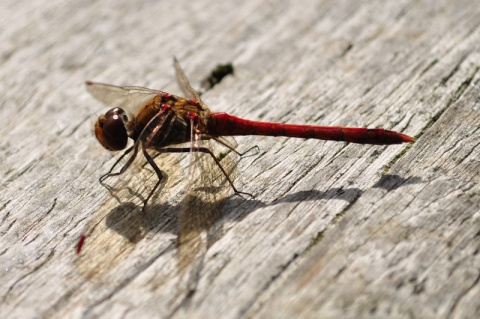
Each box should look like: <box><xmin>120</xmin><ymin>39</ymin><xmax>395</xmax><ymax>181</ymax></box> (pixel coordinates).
<box><xmin>100</xmin><ymin>145</ymin><xmax>137</xmax><ymax>183</ymax></box>
<box><xmin>99</xmin><ymin>142</ymin><xmax>165</xmax><ymax>210</ymax></box>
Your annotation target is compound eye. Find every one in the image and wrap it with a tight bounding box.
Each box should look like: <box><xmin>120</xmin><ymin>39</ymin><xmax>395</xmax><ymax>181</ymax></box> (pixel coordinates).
<box><xmin>94</xmin><ymin>108</ymin><xmax>128</xmax><ymax>151</ymax></box>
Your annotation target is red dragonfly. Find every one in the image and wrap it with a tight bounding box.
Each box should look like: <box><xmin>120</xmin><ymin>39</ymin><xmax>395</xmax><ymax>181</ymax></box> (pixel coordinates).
<box><xmin>87</xmin><ymin>59</ymin><xmax>414</xmax><ymax>209</ymax></box>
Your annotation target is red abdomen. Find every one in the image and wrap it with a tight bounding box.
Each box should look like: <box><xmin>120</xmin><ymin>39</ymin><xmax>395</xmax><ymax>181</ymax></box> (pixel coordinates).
<box><xmin>209</xmin><ymin>112</ymin><xmax>414</xmax><ymax>145</ymax></box>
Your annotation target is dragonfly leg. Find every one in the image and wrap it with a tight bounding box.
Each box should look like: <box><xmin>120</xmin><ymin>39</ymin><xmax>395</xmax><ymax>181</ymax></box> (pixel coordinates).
<box><xmin>141</xmin><ymin>147</ymin><xmax>163</xmax><ymax>210</ymax></box>
<box><xmin>99</xmin><ymin>145</ymin><xmax>136</xmax><ymax>183</ymax></box>
<box><xmin>161</xmin><ymin>147</ymin><xmax>254</xmax><ymax>198</ymax></box>
<box><xmin>238</xmin><ymin>145</ymin><xmax>260</xmax><ymax>157</ymax></box>
<box><xmin>211</xmin><ymin>136</ymin><xmax>259</xmax><ymax>157</ymax></box>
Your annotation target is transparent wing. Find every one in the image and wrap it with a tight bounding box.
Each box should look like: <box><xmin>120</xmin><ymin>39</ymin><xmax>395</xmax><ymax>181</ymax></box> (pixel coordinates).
<box><xmin>86</xmin><ymin>81</ymin><xmax>162</xmax><ymax>115</ymax></box>
<box><xmin>177</xmin><ymin>128</ymin><xmax>239</xmax><ymax>279</ymax></box>
<box><xmin>173</xmin><ymin>58</ymin><xmax>201</xmax><ymax>102</ymax></box>
<box><xmin>174</xmin><ymin>59</ymin><xmax>240</xmax><ymax>156</ymax></box>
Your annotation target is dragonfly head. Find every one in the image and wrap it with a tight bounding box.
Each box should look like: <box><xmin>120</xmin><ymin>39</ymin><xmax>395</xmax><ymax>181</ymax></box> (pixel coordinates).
<box><xmin>95</xmin><ymin>108</ymin><xmax>129</xmax><ymax>151</ymax></box>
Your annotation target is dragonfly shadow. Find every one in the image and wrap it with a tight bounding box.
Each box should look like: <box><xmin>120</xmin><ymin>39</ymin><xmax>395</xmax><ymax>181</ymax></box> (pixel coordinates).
<box><xmin>103</xmin><ymin>175</ymin><xmax>420</xmax><ymax>244</ymax></box>
<box><xmin>100</xmin><ymin>175</ymin><xmax>418</xmax><ymax>282</ymax></box>
<box><xmin>373</xmin><ymin>174</ymin><xmax>422</xmax><ymax>191</ymax></box>
<box><xmin>98</xmin><ymin>180</ymin><xmax>412</xmax><ymax>288</ymax></box>
<box><xmin>104</xmin><ymin>187</ymin><xmax>365</xmax><ymax>240</ymax></box>
<box><xmin>105</xmin><ymin>201</ymin><xmax>179</xmax><ymax>244</ymax></box>
<box><xmin>103</xmin><ymin>190</ymin><xmax>230</xmax><ymax>256</ymax></box>
<box><xmin>218</xmin><ymin>177</ymin><xmax>420</xmax><ymax>225</ymax></box>
<box><xmin>214</xmin><ymin>187</ymin><xmax>363</xmax><ymax>228</ymax></box>
<box><xmin>271</xmin><ymin>188</ymin><xmax>363</xmax><ymax>206</ymax></box>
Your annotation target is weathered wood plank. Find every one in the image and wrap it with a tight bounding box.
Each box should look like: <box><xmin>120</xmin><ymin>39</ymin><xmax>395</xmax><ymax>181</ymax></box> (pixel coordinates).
<box><xmin>1</xmin><ymin>0</ymin><xmax>479</xmax><ymax>318</ymax></box>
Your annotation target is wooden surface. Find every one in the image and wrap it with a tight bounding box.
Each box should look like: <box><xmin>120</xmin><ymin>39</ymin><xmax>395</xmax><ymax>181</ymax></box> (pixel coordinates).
<box><xmin>1</xmin><ymin>0</ymin><xmax>479</xmax><ymax>318</ymax></box>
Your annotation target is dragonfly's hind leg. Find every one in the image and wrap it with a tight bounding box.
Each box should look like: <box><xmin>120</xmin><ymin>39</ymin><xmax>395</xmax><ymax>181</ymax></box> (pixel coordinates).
<box><xmin>238</xmin><ymin>145</ymin><xmax>260</xmax><ymax>157</ymax></box>
<box><xmin>212</xmin><ymin>137</ymin><xmax>260</xmax><ymax>157</ymax></box>
<box><xmin>161</xmin><ymin>147</ymin><xmax>254</xmax><ymax>199</ymax></box>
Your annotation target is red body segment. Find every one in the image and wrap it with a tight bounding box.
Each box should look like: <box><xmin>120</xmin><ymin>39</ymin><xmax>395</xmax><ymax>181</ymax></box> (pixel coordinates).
<box><xmin>209</xmin><ymin>113</ymin><xmax>414</xmax><ymax>145</ymax></box>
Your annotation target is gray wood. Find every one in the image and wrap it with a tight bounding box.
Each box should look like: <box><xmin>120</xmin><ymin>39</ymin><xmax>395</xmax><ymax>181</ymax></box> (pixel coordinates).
<box><xmin>1</xmin><ymin>0</ymin><xmax>479</xmax><ymax>318</ymax></box>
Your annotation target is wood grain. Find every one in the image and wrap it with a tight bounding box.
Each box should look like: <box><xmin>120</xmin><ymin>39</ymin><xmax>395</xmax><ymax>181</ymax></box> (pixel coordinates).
<box><xmin>1</xmin><ymin>0</ymin><xmax>479</xmax><ymax>318</ymax></box>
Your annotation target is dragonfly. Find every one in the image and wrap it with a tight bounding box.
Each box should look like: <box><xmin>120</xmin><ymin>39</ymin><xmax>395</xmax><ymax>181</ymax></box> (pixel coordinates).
<box><xmin>87</xmin><ymin>58</ymin><xmax>415</xmax><ymax>211</ymax></box>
